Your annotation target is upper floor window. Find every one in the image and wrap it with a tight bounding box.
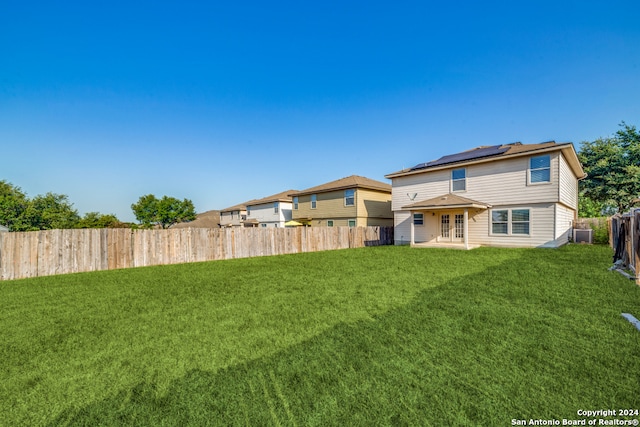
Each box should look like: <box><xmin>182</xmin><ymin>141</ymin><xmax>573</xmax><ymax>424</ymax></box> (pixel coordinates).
<box><xmin>247</xmin><ymin>206</ymin><xmax>251</xmax><ymax>216</ymax></box>
<box><xmin>274</xmin><ymin>202</ymin><xmax>279</xmax><ymax>214</ymax></box>
<box><xmin>311</xmin><ymin>194</ymin><xmax>317</xmax><ymax>209</ymax></box>
<box><xmin>530</xmin><ymin>155</ymin><xmax>550</xmax><ymax>183</ymax></box>
<box><xmin>452</xmin><ymin>168</ymin><xmax>466</xmax><ymax>191</ymax></box>
<box><xmin>344</xmin><ymin>189</ymin><xmax>355</xmax><ymax>206</ymax></box>
<box><xmin>293</xmin><ymin>196</ymin><xmax>298</xmax><ymax>210</ymax></box>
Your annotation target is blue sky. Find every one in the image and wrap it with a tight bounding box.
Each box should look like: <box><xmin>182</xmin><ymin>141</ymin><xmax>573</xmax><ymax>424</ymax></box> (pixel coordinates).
<box><xmin>1</xmin><ymin>1</ymin><xmax>639</xmax><ymax>222</ymax></box>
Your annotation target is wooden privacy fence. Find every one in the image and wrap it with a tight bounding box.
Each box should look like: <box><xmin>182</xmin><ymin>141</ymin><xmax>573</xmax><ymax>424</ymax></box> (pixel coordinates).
<box><xmin>0</xmin><ymin>226</ymin><xmax>393</xmax><ymax>280</ymax></box>
<box><xmin>609</xmin><ymin>209</ymin><xmax>640</xmax><ymax>285</ymax></box>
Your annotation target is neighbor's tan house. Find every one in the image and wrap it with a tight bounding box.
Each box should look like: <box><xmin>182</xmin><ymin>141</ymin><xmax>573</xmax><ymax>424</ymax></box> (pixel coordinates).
<box><xmin>219</xmin><ymin>201</ymin><xmax>253</xmax><ymax>227</ymax></box>
<box><xmin>289</xmin><ymin>175</ymin><xmax>393</xmax><ymax>227</ymax></box>
<box><xmin>385</xmin><ymin>142</ymin><xmax>586</xmax><ymax>248</ymax></box>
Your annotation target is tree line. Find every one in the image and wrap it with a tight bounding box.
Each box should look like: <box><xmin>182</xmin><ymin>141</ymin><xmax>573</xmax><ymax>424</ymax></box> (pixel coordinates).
<box><xmin>0</xmin><ymin>181</ymin><xmax>196</xmax><ymax>231</ymax></box>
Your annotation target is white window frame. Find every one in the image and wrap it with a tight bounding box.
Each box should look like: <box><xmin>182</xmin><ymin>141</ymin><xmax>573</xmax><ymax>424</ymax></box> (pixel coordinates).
<box><xmin>274</xmin><ymin>202</ymin><xmax>279</xmax><ymax>214</ymax></box>
<box><xmin>327</xmin><ymin>220</ymin><xmax>334</xmax><ymax>227</ymax></box>
<box><xmin>344</xmin><ymin>189</ymin><xmax>355</xmax><ymax>206</ymax></box>
<box><xmin>413</xmin><ymin>213</ymin><xmax>424</xmax><ymax>225</ymax></box>
<box><xmin>348</xmin><ymin>219</ymin><xmax>356</xmax><ymax>227</ymax></box>
<box><xmin>490</xmin><ymin>208</ymin><xmax>531</xmax><ymax>236</ymax></box>
<box><xmin>451</xmin><ymin>168</ymin><xmax>466</xmax><ymax>192</ymax></box>
<box><xmin>311</xmin><ymin>194</ymin><xmax>317</xmax><ymax>209</ymax></box>
<box><xmin>529</xmin><ymin>155</ymin><xmax>551</xmax><ymax>184</ymax></box>
<box><xmin>247</xmin><ymin>206</ymin><xmax>251</xmax><ymax>216</ymax></box>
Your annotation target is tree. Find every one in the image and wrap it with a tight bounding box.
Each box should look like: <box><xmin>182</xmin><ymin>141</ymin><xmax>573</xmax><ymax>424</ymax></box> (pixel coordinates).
<box><xmin>20</xmin><ymin>193</ymin><xmax>80</xmax><ymax>230</ymax></box>
<box><xmin>76</xmin><ymin>212</ymin><xmax>121</xmax><ymax>228</ymax></box>
<box><xmin>0</xmin><ymin>180</ymin><xmax>29</xmax><ymax>231</ymax></box>
<box><xmin>131</xmin><ymin>194</ymin><xmax>196</xmax><ymax>229</ymax></box>
<box><xmin>578</xmin><ymin>122</ymin><xmax>640</xmax><ymax>213</ymax></box>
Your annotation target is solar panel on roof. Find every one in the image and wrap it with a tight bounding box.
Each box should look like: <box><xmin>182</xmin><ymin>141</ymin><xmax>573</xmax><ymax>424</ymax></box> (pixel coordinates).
<box><xmin>410</xmin><ymin>145</ymin><xmax>508</xmax><ymax>171</ymax></box>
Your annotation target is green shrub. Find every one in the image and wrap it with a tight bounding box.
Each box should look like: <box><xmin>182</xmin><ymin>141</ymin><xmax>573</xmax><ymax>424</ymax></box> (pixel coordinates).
<box><xmin>592</xmin><ymin>221</ymin><xmax>609</xmax><ymax>244</ymax></box>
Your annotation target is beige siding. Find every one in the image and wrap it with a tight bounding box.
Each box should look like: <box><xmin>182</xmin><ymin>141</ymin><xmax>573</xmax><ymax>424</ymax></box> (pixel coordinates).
<box><xmin>412</xmin><ymin>212</ymin><xmax>439</xmax><ymax>243</ymax></box>
<box><xmin>358</xmin><ymin>188</ymin><xmax>392</xmax><ymax>219</ymax></box>
<box><xmin>554</xmin><ymin>203</ymin><xmax>575</xmax><ymax>246</ymax></box>
<box><xmin>293</xmin><ymin>188</ymin><xmax>392</xmax><ymax>226</ymax></box>
<box><xmin>293</xmin><ymin>190</ymin><xmax>356</xmax><ymax>220</ymax></box>
<box><xmin>467</xmin><ymin>203</ymin><xmax>560</xmax><ymax>247</ymax></box>
<box><xmin>365</xmin><ymin>217</ymin><xmax>394</xmax><ymax>227</ymax></box>
<box><xmin>559</xmin><ymin>153</ymin><xmax>579</xmax><ymax>209</ymax></box>
<box><xmin>394</xmin><ymin>211</ymin><xmax>412</xmax><ymax>245</ymax></box>
<box><xmin>392</xmin><ymin>153</ymin><xmax>562</xmax><ymax>211</ymax></box>
<box><xmin>392</xmin><ymin>169</ymin><xmax>450</xmax><ymax>211</ymax></box>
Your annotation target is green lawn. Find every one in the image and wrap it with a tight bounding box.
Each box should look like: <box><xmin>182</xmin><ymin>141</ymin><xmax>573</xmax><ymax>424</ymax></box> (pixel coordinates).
<box><xmin>1</xmin><ymin>245</ymin><xmax>639</xmax><ymax>426</ymax></box>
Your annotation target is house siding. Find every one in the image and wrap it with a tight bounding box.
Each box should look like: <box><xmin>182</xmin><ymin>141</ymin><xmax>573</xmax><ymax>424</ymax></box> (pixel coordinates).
<box><xmin>554</xmin><ymin>203</ymin><xmax>575</xmax><ymax>246</ymax></box>
<box><xmin>293</xmin><ymin>190</ymin><xmax>357</xmax><ymax>220</ymax></box>
<box><xmin>467</xmin><ymin>203</ymin><xmax>558</xmax><ymax>248</ymax></box>
<box><xmin>358</xmin><ymin>189</ymin><xmax>393</xmax><ymax>224</ymax></box>
<box><xmin>392</xmin><ymin>153</ymin><xmax>562</xmax><ymax>212</ymax></box>
<box><xmin>558</xmin><ymin>153</ymin><xmax>578</xmax><ymax>209</ymax></box>
<box><xmin>394</xmin><ymin>210</ymin><xmax>412</xmax><ymax>245</ymax></box>
<box><xmin>248</xmin><ymin>202</ymin><xmax>293</xmax><ymax>227</ymax></box>
<box><xmin>293</xmin><ymin>188</ymin><xmax>393</xmax><ymax>227</ymax></box>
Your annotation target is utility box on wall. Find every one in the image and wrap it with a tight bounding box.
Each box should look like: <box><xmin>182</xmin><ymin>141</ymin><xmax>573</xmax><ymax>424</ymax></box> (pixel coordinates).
<box><xmin>573</xmin><ymin>228</ymin><xmax>593</xmax><ymax>244</ymax></box>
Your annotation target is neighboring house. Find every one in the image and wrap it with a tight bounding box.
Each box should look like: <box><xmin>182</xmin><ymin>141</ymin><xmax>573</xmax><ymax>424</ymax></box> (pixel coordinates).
<box><xmin>171</xmin><ymin>210</ymin><xmax>221</xmax><ymax>229</ymax></box>
<box><xmin>0</xmin><ymin>224</ymin><xmax>8</xmax><ymax>232</ymax></box>
<box><xmin>289</xmin><ymin>175</ymin><xmax>393</xmax><ymax>227</ymax></box>
<box><xmin>245</xmin><ymin>190</ymin><xmax>297</xmax><ymax>228</ymax></box>
<box><xmin>385</xmin><ymin>142</ymin><xmax>586</xmax><ymax>249</ymax></box>
<box><xmin>219</xmin><ymin>201</ymin><xmax>252</xmax><ymax>228</ymax></box>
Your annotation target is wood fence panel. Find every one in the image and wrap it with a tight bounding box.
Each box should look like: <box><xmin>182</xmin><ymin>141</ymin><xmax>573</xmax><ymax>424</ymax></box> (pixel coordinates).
<box><xmin>0</xmin><ymin>226</ymin><xmax>393</xmax><ymax>280</ymax></box>
<box><xmin>107</xmin><ymin>229</ymin><xmax>133</xmax><ymax>270</ymax></box>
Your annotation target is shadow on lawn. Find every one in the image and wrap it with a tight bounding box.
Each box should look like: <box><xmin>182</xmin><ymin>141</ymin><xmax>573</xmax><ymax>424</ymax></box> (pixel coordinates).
<box><xmin>51</xmin><ymin>247</ymin><xmax>639</xmax><ymax>426</ymax></box>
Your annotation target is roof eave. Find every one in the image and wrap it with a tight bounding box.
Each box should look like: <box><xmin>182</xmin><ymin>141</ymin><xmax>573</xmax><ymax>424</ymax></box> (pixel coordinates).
<box><xmin>402</xmin><ymin>203</ymin><xmax>492</xmax><ymax>210</ymax></box>
<box><xmin>386</xmin><ymin>143</ymin><xmax>581</xmax><ymax>179</ymax></box>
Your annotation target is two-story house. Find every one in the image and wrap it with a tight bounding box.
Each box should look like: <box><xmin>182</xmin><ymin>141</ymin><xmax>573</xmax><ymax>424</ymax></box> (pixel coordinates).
<box><xmin>219</xmin><ymin>201</ymin><xmax>252</xmax><ymax>228</ymax></box>
<box><xmin>244</xmin><ymin>190</ymin><xmax>296</xmax><ymax>228</ymax></box>
<box><xmin>289</xmin><ymin>175</ymin><xmax>393</xmax><ymax>227</ymax></box>
<box><xmin>385</xmin><ymin>142</ymin><xmax>586</xmax><ymax>248</ymax></box>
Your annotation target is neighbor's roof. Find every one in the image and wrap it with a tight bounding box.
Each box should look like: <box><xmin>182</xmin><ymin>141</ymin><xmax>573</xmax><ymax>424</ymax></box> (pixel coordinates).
<box><xmin>289</xmin><ymin>175</ymin><xmax>391</xmax><ymax>197</ymax></box>
<box><xmin>402</xmin><ymin>193</ymin><xmax>492</xmax><ymax>210</ymax></box>
<box><xmin>385</xmin><ymin>142</ymin><xmax>586</xmax><ymax>179</ymax></box>
<box><xmin>246</xmin><ymin>190</ymin><xmax>297</xmax><ymax>207</ymax></box>
<box><xmin>171</xmin><ymin>210</ymin><xmax>221</xmax><ymax>229</ymax></box>
<box><xmin>220</xmin><ymin>200</ymin><xmax>255</xmax><ymax>213</ymax></box>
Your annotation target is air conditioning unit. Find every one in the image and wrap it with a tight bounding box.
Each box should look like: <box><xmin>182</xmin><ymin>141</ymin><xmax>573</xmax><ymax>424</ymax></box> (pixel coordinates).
<box><xmin>573</xmin><ymin>228</ymin><xmax>593</xmax><ymax>244</ymax></box>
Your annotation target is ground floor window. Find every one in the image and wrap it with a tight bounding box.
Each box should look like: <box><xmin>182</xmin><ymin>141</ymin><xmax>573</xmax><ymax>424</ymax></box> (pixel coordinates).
<box><xmin>327</xmin><ymin>220</ymin><xmax>334</xmax><ymax>227</ymax></box>
<box><xmin>348</xmin><ymin>219</ymin><xmax>356</xmax><ymax>227</ymax></box>
<box><xmin>413</xmin><ymin>213</ymin><xmax>424</xmax><ymax>225</ymax></box>
<box><xmin>491</xmin><ymin>209</ymin><xmax>530</xmax><ymax>235</ymax></box>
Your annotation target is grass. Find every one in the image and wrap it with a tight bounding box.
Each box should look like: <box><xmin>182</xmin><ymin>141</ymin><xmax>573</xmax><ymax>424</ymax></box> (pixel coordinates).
<box><xmin>1</xmin><ymin>244</ymin><xmax>639</xmax><ymax>426</ymax></box>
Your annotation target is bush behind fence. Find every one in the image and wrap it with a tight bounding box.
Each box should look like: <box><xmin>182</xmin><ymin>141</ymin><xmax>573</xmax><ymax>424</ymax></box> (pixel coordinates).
<box><xmin>0</xmin><ymin>226</ymin><xmax>394</xmax><ymax>281</ymax></box>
